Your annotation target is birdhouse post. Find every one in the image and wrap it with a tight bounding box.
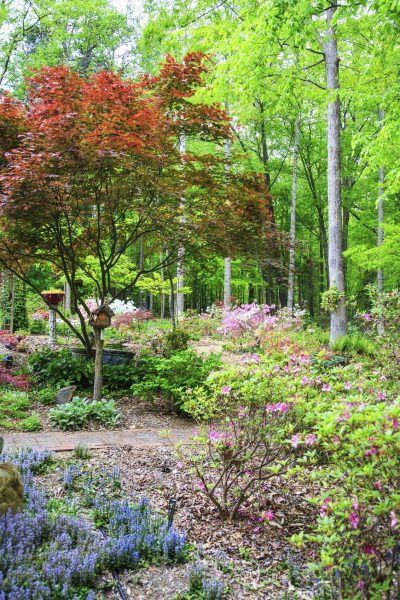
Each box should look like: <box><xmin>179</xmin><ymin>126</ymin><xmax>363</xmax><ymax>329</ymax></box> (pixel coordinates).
<box><xmin>89</xmin><ymin>305</ymin><xmax>114</xmax><ymax>402</ymax></box>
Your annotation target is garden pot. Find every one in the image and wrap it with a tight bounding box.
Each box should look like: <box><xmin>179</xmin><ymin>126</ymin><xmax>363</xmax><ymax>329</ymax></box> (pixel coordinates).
<box><xmin>71</xmin><ymin>347</ymin><xmax>134</xmax><ymax>365</ymax></box>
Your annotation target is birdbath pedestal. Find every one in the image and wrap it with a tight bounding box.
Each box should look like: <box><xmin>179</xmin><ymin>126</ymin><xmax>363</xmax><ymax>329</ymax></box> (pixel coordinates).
<box><xmin>42</xmin><ymin>292</ymin><xmax>65</xmax><ymax>346</ymax></box>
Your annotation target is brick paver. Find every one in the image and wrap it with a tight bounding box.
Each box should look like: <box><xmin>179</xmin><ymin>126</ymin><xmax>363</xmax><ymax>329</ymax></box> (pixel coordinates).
<box><xmin>2</xmin><ymin>428</ymin><xmax>191</xmax><ymax>452</ymax></box>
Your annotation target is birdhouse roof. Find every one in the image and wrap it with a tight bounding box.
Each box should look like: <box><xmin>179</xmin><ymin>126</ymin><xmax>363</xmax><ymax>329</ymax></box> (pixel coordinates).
<box><xmin>91</xmin><ymin>305</ymin><xmax>115</xmax><ymax>317</ymax></box>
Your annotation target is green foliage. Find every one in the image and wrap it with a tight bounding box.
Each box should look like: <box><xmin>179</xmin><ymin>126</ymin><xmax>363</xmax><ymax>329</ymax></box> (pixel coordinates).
<box><xmin>0</xmin><ymin>389</ymin><xmax>41</xmax><ymax>431</ymax></box>
<box><xmin>331</xmin><ymin>333</ymin><xmax>375</xmax><ymax>355</ymax></box>
<box><xmin>320</xmin><ymin>286</ymin><xmax>345</xmax><ymax>313</ymax></box>
<box><xmin>28</xmin><ymin>348</ymin><xmax>93</xmax><ymax>388</ymax></box>
<box><xmin>35</xmin><ymin>387</ymin><xmax>57</xmax><ymax>405</ymax></box>
<box><xmin>50</xmin><ymin>397</ymin><xmax>120</xmax><ymax>430</ymax></box>
<box><xmin>162</xmin><ymin>328</ymin><xmax>190</xmax><ymax>357</ymax></box>
<box><xmin>29</xmin><ymin>319</ymin><xmax>48</xmax><ymax>335</ymax></box>
<box><xmin>131</xmin><ymin>350</ymin><xmax>222</xmax><ymax>411</ymax></box>
<box><xmin>18</xmin><ymin>414</ymin><xmax>41</xmax><ymax>431</ymax></box>
<box><xmin>73</xmin><ymin>444</ymin><xmax>92</xmax><ymax>460</ymax></box>
<box><xmin>13</xmin><ymin>279</ymin><xmax>29</xmax><ymax>331</ymax></box>
<box><xmin>103</xmin><ymin>363</ymin><xmax>136</xmax><ymax>393</ymax></box>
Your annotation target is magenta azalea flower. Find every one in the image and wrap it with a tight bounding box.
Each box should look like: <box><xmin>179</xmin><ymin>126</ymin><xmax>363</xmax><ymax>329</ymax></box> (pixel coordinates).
<box><xmin>390</xmin><ymin>511</ymin><xmax>398</xmax><ymax>529</ymax></box>
<box><xmin>291</xmin><ymin>434</ymin><xmax>300</xmax><ymax>448</ymax></box>
<box><xmin>321</xmin><ymin>383</ymin><xmax>332</xmax><ymax>392</ymax></box>
<box><xmin>221</xmin><ymin>386</ymin><xmax>231</xmax><ymax>395</ymax></box>
<box><xmin>305</xmin><ymin>434</ymin><xmax>316</xmax><ymax>446</ymax></box>
<box><xmin>349</xmin><ymin>512</ymin><xmax>359</xmax><ymax>528</ymax></box>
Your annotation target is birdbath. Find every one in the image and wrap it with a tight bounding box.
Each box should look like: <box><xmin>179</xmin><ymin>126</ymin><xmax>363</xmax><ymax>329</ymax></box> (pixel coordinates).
<box><xmin>42</xmin><ymin>291</ymin><xmax>65</xmax><ymax>346</ymax></box>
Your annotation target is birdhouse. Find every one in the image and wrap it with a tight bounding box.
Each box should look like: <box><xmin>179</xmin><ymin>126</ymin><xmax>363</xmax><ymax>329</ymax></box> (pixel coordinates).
<box><xmin>89</xmin><ymin>305</ymin><xmax>114</xmax><ymax>329</ymax></box>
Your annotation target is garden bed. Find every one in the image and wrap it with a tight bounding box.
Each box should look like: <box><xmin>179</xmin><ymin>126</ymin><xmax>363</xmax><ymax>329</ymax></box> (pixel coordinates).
<box><xmin>34</xmin><ymin>444</ymin><xmax>318</xmax><ymax>599</ymax></box>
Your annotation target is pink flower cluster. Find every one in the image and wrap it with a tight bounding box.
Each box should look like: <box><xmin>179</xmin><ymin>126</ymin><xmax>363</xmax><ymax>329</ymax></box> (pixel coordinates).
<box><xmin>31</xmin><ymin>309</ymin><xmax>49</xmax><ymax>321</ymax></box>
<box><xmin>222</xmin><ymin>303</ymin><xmax>275</xmax><ymax>336</ymax></box>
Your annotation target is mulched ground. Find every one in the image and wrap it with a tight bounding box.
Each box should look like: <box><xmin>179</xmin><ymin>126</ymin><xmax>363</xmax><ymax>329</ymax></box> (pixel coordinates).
<box><xmin>38</xmin><ymin>445</ymin><xmax>318</xmax><ymax>599</ymax></box>
<box><xmin>28</xmin><ymin>395</ymin><xmax>193</xmax><ymax>434</ymax></box>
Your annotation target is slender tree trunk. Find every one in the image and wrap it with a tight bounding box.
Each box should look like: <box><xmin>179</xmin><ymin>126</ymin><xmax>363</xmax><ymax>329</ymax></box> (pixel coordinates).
<box><xmin>138</xmin><ymin>237</ymin><xmax>144</xmax><ymax>307</ymax></box>
<box><xmin>377</xmin><ymin>108</ymin><xmax>385</xmax><ymax>334</ymax></box>
<box><xmin>9</xmin><ymin>274</ymin><xmax>15</xmax><ymax>334</ymax></box>
<box><xmin>323</xmin><ymin>5</ymin><xmax>347</xmax><ymax>343</ymax></box>
<box><xmin>287</xmin><ymin>116</ymin><xmax>300</xmax><ymax>310</ymax></box>
<box><xmin>93</xmin><ymin>328</ymin><xmax>104</xmax><ymax>402</ymax></box>
<box><xmin>223</xmin><ymin>257</ymin><xmax>232</xmax><ymax>308</ymax></box>
<box><xmin>160</xmin><ymin>250</ymin><xmax>166</xmax><ymax>319</ymax></box>
<box><xmin>176</xmin><ymin>134</ymin><xmax>185</xmax><ymax>319</ymax></box>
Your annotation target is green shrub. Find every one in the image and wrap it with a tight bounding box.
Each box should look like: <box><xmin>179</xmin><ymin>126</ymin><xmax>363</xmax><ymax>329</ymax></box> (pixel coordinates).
<box><xmin>73</xmin><ymin>444</ymin><xmax>92</xmax><ymax>460</ymax></box>
<box><xmin>50</xmin><ymin>397</ymin><xmax>120</xmax><ymax>430</ymax></box>
<box><xmin>18</xmin><ymin>414</ymin><xmax>41</xmax><ymax>431</ymax></box>
<box><xmin>130</xmin><ymin>350</ymin><xmax>222</xmax><ymax>411</ymax></box>
<box><xmin>0</xmin><ymin>389</ymin><xmax>41</xmax><ymax>430</ymax></box>
<box><xmin>30</xmin><ymin>319</ymin><xmax>48</xmax><ymax>335</ymax></box>
<box><xmin>162</xmin><ymin>328</ymin><xmax>190</xmax><ymax>356</ymax></box>
<box><xmin>332</xmin><ymin>333</ymin><xmax>375</xmax><ymax>355</ymax></box>
<box><xmin>29</xmin><ymin>348</ymin><xmax>93</xmax><ymax>388</ymax></box>
<box><xmin>0</xmin><ymin>389</ymin><xmax>31</xmax><ymax>415</ymax></box>
<box><xmin>89</xmin><ymin>399</ymin><xmax>120</xmax><ymax>426</ymax></box>
<box><xmin>35</xmin><ymin>387</ymin><xmax>57</xmax><ymax>405</ymax></box>
<box><xmin>103</xmin><ymin>364</ymin><xmax>136</xmax><ymax>393</ymax></box>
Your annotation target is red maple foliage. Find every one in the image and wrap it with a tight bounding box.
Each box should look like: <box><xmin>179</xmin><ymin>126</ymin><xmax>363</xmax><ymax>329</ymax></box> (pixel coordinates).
<box><xmin>0</xmin><ymin>365</ymin><xmax>29</xmax><ymax>391</ymax></box>
<box><xmin>0</xmin><ymin>54</ymin><xmax>273</xmax><ymax>354</ymax></box>
<box><xmin>114</xmin><ymin>310</ymin><xmax>156</xmax><ymax>329</ymax></box>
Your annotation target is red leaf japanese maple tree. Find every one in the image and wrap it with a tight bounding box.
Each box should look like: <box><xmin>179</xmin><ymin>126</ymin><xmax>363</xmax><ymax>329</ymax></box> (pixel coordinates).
<box><xmin>0</xmin><ymin>53</ymin><xmax>272</xmax><ymax>399</ymax></box>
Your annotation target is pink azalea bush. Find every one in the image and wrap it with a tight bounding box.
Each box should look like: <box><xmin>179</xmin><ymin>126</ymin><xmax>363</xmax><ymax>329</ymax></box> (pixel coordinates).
<box><xmin>184</xmin><ymin>382</ymin><xmax>296</xmax><ymax>520</ymax></box>
<box><xmin>183</xmin><ymin>326</ymin><xmax>399</xmax><ymax>596</ymax></box>
<box><xmin>221</xmin><ymin>303</ymin><xmax>305</xmax><ymax>337</ymax></box>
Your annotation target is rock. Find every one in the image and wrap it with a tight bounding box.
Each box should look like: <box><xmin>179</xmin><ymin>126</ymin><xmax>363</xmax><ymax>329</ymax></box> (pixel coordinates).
<box><xmin>0</xmin><ymin>436</ymin><xmax>3</xmax><ymax>453</ymax></box>
<box><xmin>0</xmin><ymin>462</ymin><xmax>24</xmax><ymax>515</ymax></box>
<box><xmin>56</xmin><ymin>385</ymin><xmax>77</xmax><ymax>404</ymax></box>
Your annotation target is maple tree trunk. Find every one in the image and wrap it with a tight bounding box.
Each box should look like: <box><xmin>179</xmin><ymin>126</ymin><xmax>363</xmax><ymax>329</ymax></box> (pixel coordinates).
<box><xmin>287</xmin><ymin>116</ymin><xmax>300</xmax><ymax>310</ymax></box>
<box><xmin>93</xmin><ymin>328</ymin><xmax>104</xmax><ymax>402</ymax></box>
<box><xmin>324</xmin><ymin>5</ymin><xmax>347</xmax><ymax>343</ymax></box>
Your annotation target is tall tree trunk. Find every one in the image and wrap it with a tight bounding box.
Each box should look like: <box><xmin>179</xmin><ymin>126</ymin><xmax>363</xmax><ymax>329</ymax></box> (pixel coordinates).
<box><xmin>160</xmin><ymin>251</ymin><xmax>165</xmax><ymax>319</ymax></box>
<box><xmin>223</xmin><ymin>257</ymin><xmax>232</xmax><ymax>308</ymax></box>
<box><xmin>287</xmin><ymin>116</ymin><xmax>300</xmax><ymax>310</ymax></box>
<box><xmin>377</xmin><ymin>108</ymin><xmax>385</xmax><ymax>334</ymax></box>
<box><xmin>93</xmin><ymin>328</ymin><xmax>104</xmax><ymax>402</ymax></box>
<box><xmin>323</xmin><ymin>5</ymin><xmax>347</xmax><ymax>343</ymax></box>
<box><xmin>223</xmin><ymin>139</ymin><xmax>232</xmax><ymax>308</ymax></box>
<box><xmin>176</xmin><ymin>134</ymin><xmax>185</xmax><ymax>319</ymax></box>
<box><xmin>342</xmin><ymin>206</ymin><xmax>350</xmax><ymax>288</ymax></box>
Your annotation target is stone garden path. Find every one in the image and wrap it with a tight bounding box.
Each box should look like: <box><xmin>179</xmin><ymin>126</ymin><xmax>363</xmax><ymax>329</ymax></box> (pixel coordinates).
<box><xmin>3</xmin><ymin>428</ymin><xmax>191</xmax><ymax>452</ymax></box>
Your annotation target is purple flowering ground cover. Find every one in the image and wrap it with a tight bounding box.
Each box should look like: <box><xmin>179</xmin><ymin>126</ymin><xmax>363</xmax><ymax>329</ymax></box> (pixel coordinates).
<box><xmin>0</xmin><ymin>448</ymin><xmax>188</xmax><ymax>599</ymax></box>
